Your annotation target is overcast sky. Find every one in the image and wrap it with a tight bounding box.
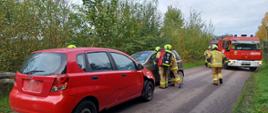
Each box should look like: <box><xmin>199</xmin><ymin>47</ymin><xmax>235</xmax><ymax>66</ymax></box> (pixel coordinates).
<box><xmin>72</xmin><ymin>0</ymin><xmax>268</xmax><ymax>36</ymax></box>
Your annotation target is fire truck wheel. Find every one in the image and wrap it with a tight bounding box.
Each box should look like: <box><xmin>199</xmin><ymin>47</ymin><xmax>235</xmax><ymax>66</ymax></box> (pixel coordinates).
<box><xmin>250</xmin><ymin>67</ymin><xmax>257</xmax><ymax>72</ymax></box>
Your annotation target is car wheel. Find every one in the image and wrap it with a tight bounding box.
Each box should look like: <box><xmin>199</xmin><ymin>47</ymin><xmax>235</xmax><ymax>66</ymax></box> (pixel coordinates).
<box><xmin>141</xmin><ymin>80</ymin><xmax>154</xmax><ymax>102</ymax></box>
<box><xmin>73</xmin><ymin>100</ymin><xmax>97</xmax><ymax>113</ymax></box>
<box><xmin>178</xmin><ymin>71</ymin><xmax>184</xmax><ymax>88</ymax></box>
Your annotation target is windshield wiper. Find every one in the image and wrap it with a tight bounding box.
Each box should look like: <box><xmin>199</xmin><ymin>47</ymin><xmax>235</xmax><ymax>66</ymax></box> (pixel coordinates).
<box><xmin>24</xmin><ymin>70</ymin><xmax>45</xmax><ymax>74</ymax></box>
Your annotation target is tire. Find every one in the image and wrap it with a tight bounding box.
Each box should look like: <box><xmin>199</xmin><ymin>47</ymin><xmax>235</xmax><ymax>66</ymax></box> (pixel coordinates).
<box><xmin>141</xmin><ymin>80</ymin><xmax>154</xmax><ymax>102</ymax></box>
<box><xmin>178</xmin><ymin>71</ymin><xmax>184</xmax><ymax>88</ymax></box>
<box><xmin>73</xmin><ymin>100</ymin><xmax>97</xmax><ymax>113</ymax></box>
<box><xmin>250</xmin><ymin>67</ymin><xmax>257</xmax><ymax>72</ymax></box>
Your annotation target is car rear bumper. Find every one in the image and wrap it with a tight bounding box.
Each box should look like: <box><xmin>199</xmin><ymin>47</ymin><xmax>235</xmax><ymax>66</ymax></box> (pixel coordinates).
<box><xmin>9</xmin><ymin>89</ymin><xmax>76</xmax><ymax>113</ymax></box>
<box><xmin>227</xmin><ymin>60</ymin><xmax>262</xmax><ymax>67</ymax></box>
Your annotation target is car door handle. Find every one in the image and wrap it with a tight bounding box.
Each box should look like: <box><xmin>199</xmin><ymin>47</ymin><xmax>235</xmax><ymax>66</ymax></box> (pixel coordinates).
<box><xmin>121</xmin><ymin>74</ymin><xmax>127</xmax><ymax>77</ymax></box>
<box><xmin>91</xmin><ymin>76</ymin><xmax>99</xmax><ymax>80</ymax></box>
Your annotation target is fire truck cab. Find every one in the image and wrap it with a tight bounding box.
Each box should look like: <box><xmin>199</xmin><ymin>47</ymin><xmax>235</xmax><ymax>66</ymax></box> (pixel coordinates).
<box><xmin>218</xmin><ymin>35</ymin><xmax>263</xmax><ymax>71</ymax></box>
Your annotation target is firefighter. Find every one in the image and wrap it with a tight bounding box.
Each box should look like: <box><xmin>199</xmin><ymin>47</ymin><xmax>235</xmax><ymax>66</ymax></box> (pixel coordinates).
<box><xmin>67</xmin><ymin>44</ymin><xmax>76</xmax><ymax>48</ymax></box>
<box><xmin>157</xmin><ymin>44</ymin><xmax>182</xmax><ymax>88</ymax></box>
<box><xmin>204</xmin><ymin>46</ymin><xmax>211</xmax><ymax>67</ymax></box>
<box><xmin>208</xmin><ymin>44</ymin><xmax>225</xmax><ymax>85</ymax></box>
<box><xmin>153</xmin><ymin>46</ymin><xmax>161</xmax><ymax>82</ymax></box>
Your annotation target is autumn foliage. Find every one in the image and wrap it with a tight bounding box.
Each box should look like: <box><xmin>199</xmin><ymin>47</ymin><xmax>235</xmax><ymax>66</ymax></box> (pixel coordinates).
<box><xmin>256</xmin><ymin>12</ymin><xmax>268</xmax><ymax>41</ymax></box>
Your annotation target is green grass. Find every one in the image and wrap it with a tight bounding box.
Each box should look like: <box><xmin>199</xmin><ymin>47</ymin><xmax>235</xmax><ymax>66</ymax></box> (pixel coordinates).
<box><xmin>184</xmin><ymin>60</ymin><xmax>204</xmax><ymax>69</ymax></box>
<box><xmin>0</xmin><ymin>95</ymin><xmax>11</xmax><ymax>113</ymax></box>
<box><xmin>233</xmin><ymin>60</ymin><xmax>268</xmax><ymax>113</ymax></box>
<box><xmin>0</xmin><ymin>83</ymin><xmax>12</xmax><ymax>113</ymax></box>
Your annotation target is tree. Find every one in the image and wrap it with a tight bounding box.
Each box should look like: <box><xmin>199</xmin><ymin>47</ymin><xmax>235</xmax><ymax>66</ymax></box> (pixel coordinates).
<box><xmin>161</xmin><ymin>8</ymin><xmax>213</xmax><ymax>61</ymax></box>
<box><xmin>256</xmin><ymin>12</ymin><xmax>268</xmax><ymax>41</ymax></box>
<box><xmin>161</xmin><ymin>7</ymin><xmax>184</xmax><ymax>51</ymax></box>
<box><xmin>0</xmin><ymin>0</ymin><xmax>214</xmax><ymax>71</ymax></box>
<box><xmin>0</xmin><ymin>0</ymin><xmax>73</xmax><ymax>71</ymax></box>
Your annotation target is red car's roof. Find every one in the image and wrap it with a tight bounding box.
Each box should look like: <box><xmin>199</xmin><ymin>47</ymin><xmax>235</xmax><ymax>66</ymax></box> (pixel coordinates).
<box><xmin>34</xmin><ymin>47</ymin><xmax>126</xmax><ymax>54</ymax></box>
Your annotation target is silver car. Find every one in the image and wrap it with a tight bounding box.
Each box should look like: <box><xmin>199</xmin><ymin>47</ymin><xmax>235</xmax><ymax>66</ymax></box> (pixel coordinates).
<box><xmin>132</xmin><ymin>50</ymin><xmax>184</xmax><ymax>84</ymax></box>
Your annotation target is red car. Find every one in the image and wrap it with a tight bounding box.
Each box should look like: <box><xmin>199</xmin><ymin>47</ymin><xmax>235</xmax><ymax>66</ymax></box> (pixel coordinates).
<box><xmin>9</xmin><ymin>47</ymin><xmax>155</xmax><ymax>113</ymax></box>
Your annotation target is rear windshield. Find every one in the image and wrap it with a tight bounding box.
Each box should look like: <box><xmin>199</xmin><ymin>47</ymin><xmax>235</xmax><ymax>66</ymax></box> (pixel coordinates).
<box><xmin>131</xmin><ymin>51</ymin><xmax>153</xmax><ymax>64</ymax></box>
<box><xmin>233</xmin><ymin>43</ymin><xmax>260</xmax><ymax>50</ymax></box>
<box><xmin>172</xmin><ymin>50</ymin><xmax>181</xmax><ymax>60</ymax></box>
<box><xmin>20</xmin><ymin>53</ymin><xmax>67</xmax><ymax>75</ymax></box>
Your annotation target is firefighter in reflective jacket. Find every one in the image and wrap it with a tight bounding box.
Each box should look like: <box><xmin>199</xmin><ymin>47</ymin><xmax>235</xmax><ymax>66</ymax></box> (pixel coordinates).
<box><xmin>208</xmin><ymin>44</ymin><xmax>225</xmax><ymax>85</ymax></box>
<box><xmin>156</xmin><ymin>44</ymin><xmax>182</xmax><ymax>88</ymax></box>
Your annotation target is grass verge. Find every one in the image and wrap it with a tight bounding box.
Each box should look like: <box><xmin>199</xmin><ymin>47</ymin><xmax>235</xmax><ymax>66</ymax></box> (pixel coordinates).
<box><xmin>233</xmin><ymin>60</ymin><xmax>268</xmax><ymax>113</ymax></box>
<box><xmin>0</xmin><ymin>83</ymin><xmax>12</xmax><ymax>113</ymax></box>
<box><xmin>184</xmin><ymin>60</ymin><xmax>204</xmax><ymax>69</ymax></box>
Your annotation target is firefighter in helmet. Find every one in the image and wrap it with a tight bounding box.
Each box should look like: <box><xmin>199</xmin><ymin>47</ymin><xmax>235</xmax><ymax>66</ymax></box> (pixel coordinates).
<box><xmin>156</xmin><ymin>44</ymin><xmax>182</xmax><ymax>88</ymax></box>
<box><xmin>204</xmin><ymin>46</ymin><xmax>211</xmax><ymax>67</ymax></box>
<box><xmin>207</xmin><ymin>44</ymin><xmax>225</xmax><ymax>85</ymax></box>
<box><xmin>153</xmin><ymin>46</ymin><xmax>162</xmax><ymax>81</ymax></box>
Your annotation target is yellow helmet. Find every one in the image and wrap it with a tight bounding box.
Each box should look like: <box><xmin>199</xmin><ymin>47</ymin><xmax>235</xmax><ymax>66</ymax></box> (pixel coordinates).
<box><xmin>67</xmin><ymin>44</ymin><xmax>76</xmax><ymax>48</ymax></box>
<box><xmin>155</xmin><ymin>46</ymin><xmax>161</xmax><ymax>51</ymax></box>
<box><xmin>164</xmin><ymin>44</ymin><xmax>172</xmax><ymax>50</ymax></box>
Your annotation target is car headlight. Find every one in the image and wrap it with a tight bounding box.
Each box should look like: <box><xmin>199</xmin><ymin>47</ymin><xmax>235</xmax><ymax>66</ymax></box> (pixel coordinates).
<box><xmin>229</xmin><ymin>60</ymin><xmax>235</xmax><ymax>64</ymax></box>
<box><xmin>259</xmin><ymin>61</ymin><xmax>262</xmax><ymax>65</ymax></box>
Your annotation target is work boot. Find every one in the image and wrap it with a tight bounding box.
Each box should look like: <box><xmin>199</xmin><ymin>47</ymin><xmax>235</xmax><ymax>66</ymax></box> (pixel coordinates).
<box><xmin>178</xmin><ymin>83</ymin><xmax>183</xmax><ymax>88</ymax></box>
<box><xmin>212</xmin><ymin>80</ymin><xmax>219</xmax><ymax>86</ymax></box>
<box><xmin>212</xmin><ymin>83</ymin><xmax>219</xmax><ymax>86</ymax></box>
<box><xmin>219</xmin><ymin>78</ymin><xmax>223</xmax><ymax>84</ymax></box>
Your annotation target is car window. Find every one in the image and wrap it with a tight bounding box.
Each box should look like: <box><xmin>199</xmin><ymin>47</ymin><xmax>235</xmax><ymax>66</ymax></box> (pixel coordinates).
<box><xmin>131</xmin><ymin>51</ymin><xmax>153</xmax><ymax>64</ymax></box>
<box><xmin>20</xmin><ymin>53</ymin><xmax>66</xmax><ymax>75</ymax></box>
<box><xmin>172</xmin><ymin>50</ymin><xmax>181</xmax><ymax>60</ymax></box>
<box><xmin>150</xmin><ymin>53</ymin><xmax>156</xmax><ymax>62</ymax></box>
<box><xmin>111</xmin><ymin>53</ymin><xmax>136</xmax><ymax>70</ymax></box>
<box><xmin>77</xmin><ymin>54</ymin><xmax>86</xmax><ymax>70</ymax></box>
<box><xmin>86</xmin><ymin>52</ymin><xmax>113</xmax><ymax>71</ymax></box>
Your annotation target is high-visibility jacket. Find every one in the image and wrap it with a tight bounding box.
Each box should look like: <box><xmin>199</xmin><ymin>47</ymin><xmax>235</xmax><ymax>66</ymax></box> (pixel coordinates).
<box><xmin>204</xmin><ymin>50</ymin><xmax>211</xmax><ymax>58</ymax></box>
<box><xmin>157</xmin><ymin>49</ymin><xmax>174</xmax><ymax>67</ymax></box>
<box><xmin>156</xmin><ymin>49</ymin><xmax>164</xmax><ymax>66</ymax></box>
<box><xmin>208</xmin><ymin>50</ymin><xmax>225</xmax><ymax>67</ymax></box>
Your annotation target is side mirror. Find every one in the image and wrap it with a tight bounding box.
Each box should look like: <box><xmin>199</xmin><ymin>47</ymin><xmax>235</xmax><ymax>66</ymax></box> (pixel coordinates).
<box><xmin>137</xmin><ymin>64</ymin><xmax>144</xmax><ymax>70</ymax></box>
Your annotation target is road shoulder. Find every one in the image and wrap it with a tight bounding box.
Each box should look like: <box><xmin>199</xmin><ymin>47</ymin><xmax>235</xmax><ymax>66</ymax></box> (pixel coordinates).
<box><xmin>233</xmin><ymin>62</ymin><xmax>268</xmax><ymax>113</ymax></box>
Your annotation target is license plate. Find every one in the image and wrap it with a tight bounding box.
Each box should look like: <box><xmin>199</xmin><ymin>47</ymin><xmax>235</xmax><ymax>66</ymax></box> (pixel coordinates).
<box><xmin>242</xmin><ymin>62</ymin><xmax>250</xmax><ymax>65</ymax></box>
<box><xmin>22</xmin><ymin>79</ymin><xmax>43</xmax><ymax>93</ymax></box>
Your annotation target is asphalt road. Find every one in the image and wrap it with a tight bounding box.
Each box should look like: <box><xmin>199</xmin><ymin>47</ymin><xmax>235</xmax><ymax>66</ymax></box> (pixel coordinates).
<box><xmin>102</xmin><ymin>66</ymin><xmax>251</xmax><ymax>113</ymax></box>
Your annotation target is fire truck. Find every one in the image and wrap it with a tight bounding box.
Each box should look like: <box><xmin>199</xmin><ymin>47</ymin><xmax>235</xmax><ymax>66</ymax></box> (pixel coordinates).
<box><xmin>217</xmin><ymin>34</ymin><xmax>263</xmax><ymax>71</ymax></box>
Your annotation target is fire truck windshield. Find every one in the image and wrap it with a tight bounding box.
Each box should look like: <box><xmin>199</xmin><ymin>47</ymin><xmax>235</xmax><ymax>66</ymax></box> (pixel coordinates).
<box><xmin>232</xmin><ymin>41</ymin><xmax>260</xmax><ymax>50</ymax></box>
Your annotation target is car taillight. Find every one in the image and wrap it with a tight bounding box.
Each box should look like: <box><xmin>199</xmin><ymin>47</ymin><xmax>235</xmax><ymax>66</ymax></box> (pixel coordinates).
<box><xmin>51</xmin><ymin>76</ymin><xmax>69</xmax><ymax>92</ymax></box>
